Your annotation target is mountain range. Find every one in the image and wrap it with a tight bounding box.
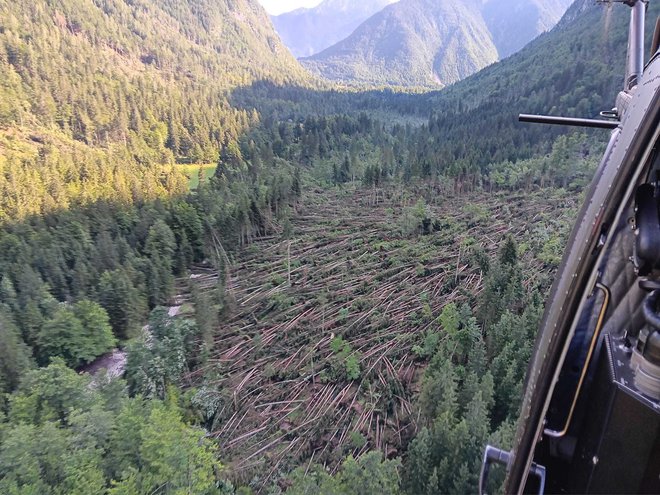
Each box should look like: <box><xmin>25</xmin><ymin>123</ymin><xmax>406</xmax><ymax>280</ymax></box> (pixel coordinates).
<box><xmin>300</xmin><ymin>0</ymin><xmax>573</xmax><ymax>87</ymax></box>
<box><xmin>271</xmin><ymin>0</ymin><xmax>399</xmax><ymax>58</ymax></box>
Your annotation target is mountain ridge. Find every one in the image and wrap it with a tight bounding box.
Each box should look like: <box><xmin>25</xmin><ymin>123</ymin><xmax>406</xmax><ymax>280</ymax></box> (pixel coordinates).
<box><xmin>301</xmin><ymin>0</ymin><xmax>573</xmax><ymax>87</ymax></box>
<box><xmin>272</xmin><ymin>0</ymin><xmax>398</xmax><ymax>58</ymax></box>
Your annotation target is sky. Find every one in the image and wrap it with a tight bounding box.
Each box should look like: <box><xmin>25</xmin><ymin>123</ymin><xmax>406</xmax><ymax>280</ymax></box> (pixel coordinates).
<box><xmin>258</xmin><ymin>0</ymin><xmax>323</xmax><ymax>15</ymax></box>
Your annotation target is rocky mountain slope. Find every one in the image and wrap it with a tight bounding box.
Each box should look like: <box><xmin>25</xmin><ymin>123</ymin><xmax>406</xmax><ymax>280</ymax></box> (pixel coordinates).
<box><xmin>272</xmin><ymin>0</ymin><xmax>398</xmax><ymax>58</ymax></box>
<box><xmin>302</xmin><ymin>0</ymin><xmax>573</xmax><ymax>87</ymax></box>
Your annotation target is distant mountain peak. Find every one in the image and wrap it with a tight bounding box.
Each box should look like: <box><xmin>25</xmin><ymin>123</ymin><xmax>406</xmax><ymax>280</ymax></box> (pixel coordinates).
<box><xmin>272</xmin><ymin>0</ymin><xmax>398</xmax><ymax>58</ymax></box>
<box><xmin>300</xmin><ymin>0</ymin><xmax>573</xmax><ymax>87</ymax></box>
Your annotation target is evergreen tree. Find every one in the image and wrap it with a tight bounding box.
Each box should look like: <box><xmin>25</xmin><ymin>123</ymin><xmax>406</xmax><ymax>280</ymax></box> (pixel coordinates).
<box><xmin>98</xmin><ymin>269</ymin><xmax>144</xmax><ymax>340</ymax></box>
<box><xmin>0</xmin><ymin>311</ymin><xmax>34</xmax><ymax>394</ymax></box>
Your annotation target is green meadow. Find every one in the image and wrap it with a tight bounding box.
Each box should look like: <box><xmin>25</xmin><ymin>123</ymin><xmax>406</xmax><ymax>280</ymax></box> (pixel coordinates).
<box><xmin>178</xmin><ymin>163</ymin><xmax>216</xmax><ymax>189</ymax></box>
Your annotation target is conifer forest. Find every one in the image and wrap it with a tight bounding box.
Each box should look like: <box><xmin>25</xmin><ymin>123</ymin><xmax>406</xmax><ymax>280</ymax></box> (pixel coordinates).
<box><xmin>1</xmin><ymin>0</ymin><xmax>658</xmax><ymax>494</ymax></box>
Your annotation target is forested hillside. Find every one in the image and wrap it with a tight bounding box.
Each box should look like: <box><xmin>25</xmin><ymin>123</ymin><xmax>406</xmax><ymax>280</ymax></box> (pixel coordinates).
<box><xmin>482</xmin><ymin>0</ymin><xmax>573</xmax><ymax>58</ymax></box>
<box><xmin>0</xmin><ymin>0</ymin><xmax>308</xmax><ymax>220</ymax></box>
<box><xmin>0</xmin><ymin>0</ymin><xmax>655</xmax><ymax>493</ymax></box>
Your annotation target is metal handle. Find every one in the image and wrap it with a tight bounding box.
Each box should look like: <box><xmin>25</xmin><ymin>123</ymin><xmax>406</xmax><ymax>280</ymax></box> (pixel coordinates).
<box><xmin>480</xmin><ymin>445</ymin><xmax>546</xmax><ymax>495</ymax></box>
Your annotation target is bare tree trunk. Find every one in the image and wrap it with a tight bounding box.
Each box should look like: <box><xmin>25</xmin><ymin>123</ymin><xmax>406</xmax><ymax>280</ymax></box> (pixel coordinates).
<box><xmin>287</xmin><ymin>240</ymin><xmax>292</xmax><ymax>287</ymax></box>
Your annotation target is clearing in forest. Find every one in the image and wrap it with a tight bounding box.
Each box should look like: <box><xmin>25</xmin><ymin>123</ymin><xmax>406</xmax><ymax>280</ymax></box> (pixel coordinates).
<box><xmin>186</xmin><ymin>185</ymin><xmax>577</xmax><ymax>486</ymax></box>
<box><xmin>178</xmin><ymin>163</ymin><xmax>217</xmax><ymax>189</ymax></box>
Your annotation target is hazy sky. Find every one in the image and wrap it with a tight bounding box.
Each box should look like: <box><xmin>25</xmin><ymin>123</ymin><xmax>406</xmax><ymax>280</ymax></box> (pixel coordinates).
<box><xmin>258</xmin><ymin>0</ymin><xmax>323</xmax><ymax>15</ymax></box>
